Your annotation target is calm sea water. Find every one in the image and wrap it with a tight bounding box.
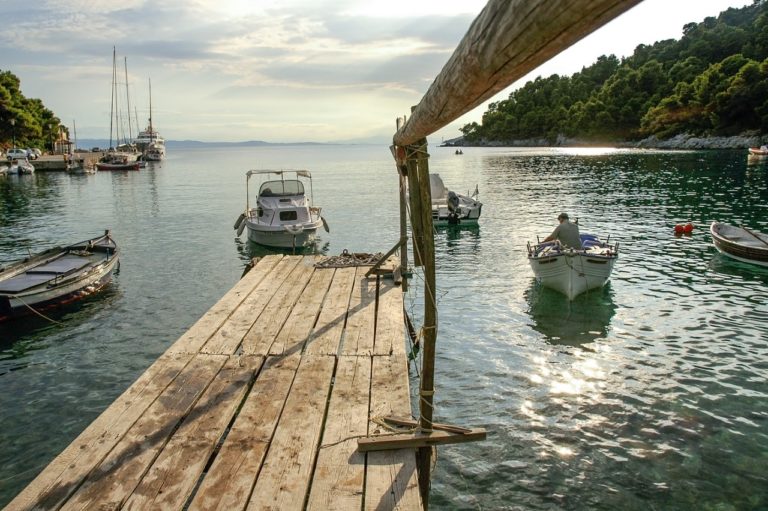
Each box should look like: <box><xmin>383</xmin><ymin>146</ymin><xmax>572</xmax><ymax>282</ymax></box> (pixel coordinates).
<box><xmin>0</xmin><ymin>145</ymin><xmax>766</xmax><ymax>509</ymax></box>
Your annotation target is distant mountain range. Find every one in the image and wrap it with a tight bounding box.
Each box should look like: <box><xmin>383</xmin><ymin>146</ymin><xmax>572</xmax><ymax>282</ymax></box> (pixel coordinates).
<box><xmin>75</xmin><ymin>139</ymin><xmax>336</xmax><ymax>149</ymax></box>
<box><xmin>75</xmin><ymin>137</ymin><xmax>391</xmax><ymax>149</ymax></box>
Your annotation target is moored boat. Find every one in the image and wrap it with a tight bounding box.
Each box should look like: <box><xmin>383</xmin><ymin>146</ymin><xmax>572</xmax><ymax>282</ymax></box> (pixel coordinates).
<box><xmin>234</xmin><ymin>169</ymin><xmax>328</xmax><ymax>249</ymax></box>
<box><xmin>96</xmin><ymin>152</ymin><xmax>140</xmax><ymax>171</ymax></box>
<box><xmin>0</xmin><ymin>231</ymin><xmax>120</xmax><ymax>321</ymax></box>
<box><xmin>427</xmin><ymin>173</ymin><xmax>482</xmax><ymax>225</ymax></box>
<box><xmin>9</xmin><ymin>158</ymin><xmax>35</xmax><ymax>174</ymax></box>
<box><xmin>710</xmin><ymin>222</ymin><xmax>768</xmax><ymax>267</ymax></box>
<box><xmin>748</xmin><ymin>145</ymin><xmax>768</xmax><ymax>156</ymax></box>
<box><xmin>527</xmin><ymin>233</ymin><xmax>619</xmax><ymax>300</ymax></box>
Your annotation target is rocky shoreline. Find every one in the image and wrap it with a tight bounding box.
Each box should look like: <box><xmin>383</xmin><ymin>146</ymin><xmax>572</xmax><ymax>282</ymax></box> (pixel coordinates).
<box><xmin>443</xmin><ymin>132</ymin><xmax>767</xmax><ymax>149</ymax></box>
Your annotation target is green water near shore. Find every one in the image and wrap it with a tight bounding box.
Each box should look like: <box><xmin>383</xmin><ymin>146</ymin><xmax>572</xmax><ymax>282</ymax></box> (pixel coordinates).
<box><xmin>0</xmin><ymin>146</ymin><xmax>766</xmax><ymax>509</ymax></box>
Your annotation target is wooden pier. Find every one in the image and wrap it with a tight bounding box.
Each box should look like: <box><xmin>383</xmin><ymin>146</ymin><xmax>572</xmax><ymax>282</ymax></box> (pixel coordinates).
<box><xmin>7</xmin><ymin>254</ymin><xmax>423</xmax><ymax>510</ymax></box>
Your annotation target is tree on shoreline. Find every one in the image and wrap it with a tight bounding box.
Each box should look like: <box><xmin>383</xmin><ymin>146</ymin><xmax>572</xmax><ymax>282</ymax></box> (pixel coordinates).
<box><xmin>461</xmin><ymin>0</ymin><xmax>768</xmax><ymax>144</ymax></box>
<box><xmin>0</xmin><ymin>71</ymin><xmax>61</xmax><ymax>151</ymax></box>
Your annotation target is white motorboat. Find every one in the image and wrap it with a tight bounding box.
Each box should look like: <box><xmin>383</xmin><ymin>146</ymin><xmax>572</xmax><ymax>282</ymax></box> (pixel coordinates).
<box><xmin>527</xmin><ymin>234</ymin><xmax>619</xmax><ymax>300</ymax></box>
<box><xmin>427</xmin><ymin>173</ymin><xmax>482</xmax><ymax>225</ymax></box>
<box><xmin>234</xmin><ymin>169</ymin><xmax>328</xmax><ymax>249</ymax></box>
<box><xmin>9</xmin><ymin>158</ymin><xmax>34</xmax><ymax>174</ymax></box>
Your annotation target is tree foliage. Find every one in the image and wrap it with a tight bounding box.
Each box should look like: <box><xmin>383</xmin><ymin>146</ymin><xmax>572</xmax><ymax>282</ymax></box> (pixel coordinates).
<box><xmin>0</xmin><ymin>70</ymin><xmax>61</xmax><ymax>150</ymax></box>
<box><xmin>462</xmin><ymin>0</ymin><xmax>768</xmax><ymax>143</ymax></box>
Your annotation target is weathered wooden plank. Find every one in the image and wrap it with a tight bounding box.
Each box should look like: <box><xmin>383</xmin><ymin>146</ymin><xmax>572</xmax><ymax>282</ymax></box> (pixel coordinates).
<box><xmin>340</xmin><ymin>267</ymin><xmax>377</xmax><ymax>356</ymax></box>
<box><xmin>201</xmin><ymin>256</ymin><xmax>301</xmax><ymax>355</ymax></box>
<box><xmin>5</xmin><ymin>352</ymin><xmax>194</xmax><ymax>511</ymax></box>
<box><xmin>241</xmin><ymin>256</ymin><xmax>317</xmax><ymax>355</ymax></box>
<box><xmin>187</xmin><ymin>353</ymin><xmax>302</xmax><ymax>511</ymax></box>
<box><xmin>122</xmin><ymin>355</ymin><xmax>264</xmax><ymax>510</ymax></box>
<box><xmin>60</xmin><ymin>354</ymin><xmax>228</xmax><ymax>510</ymax></box>
<box><xmin>304</xmin><ymin>266</ymin><xmax>356</xmax><ymax>356</ymax></box>
<box><xmin>358</xmin><ymin>429</ymin><xmax>487</xmax><ymax>452</ymax></box>
<box><xmin>393</xmin><ymin>0</ymin><xmax>643</xmax><ymax>145</ymax></box>
<box><xmin>247</xmin><ymin>356</ymin><xmax>336</xmax><ymax>510</ymax></box>
<box><xmin>365</xmin><ymin>353</ymin><xmax>423</xmax><ymax>510</ymax></box>
<box><xmin>306</xmin><ymin>356</ymin><xmax>371</xmax><ymax>510</ymax></box>
<box><xmin>374</xmin><ymin>277</ymin><xmax>405</xmax><ymax>356</ymax></box>
<box><xmin>168</xmin><ymin>255</ymin><xmax>283</xmax><ymax>355</ymax></box>
<box><xmin>269</xmin><ymin>265</ymin><xmax>334</xmax><ymax>356</ymax></box>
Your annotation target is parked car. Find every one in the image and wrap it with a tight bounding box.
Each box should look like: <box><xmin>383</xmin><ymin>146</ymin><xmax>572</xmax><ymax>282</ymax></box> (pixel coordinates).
<box><xmin>6</xmin><ymin>148</ymin><xmax>29</xmax><ymax>160</ymax></box>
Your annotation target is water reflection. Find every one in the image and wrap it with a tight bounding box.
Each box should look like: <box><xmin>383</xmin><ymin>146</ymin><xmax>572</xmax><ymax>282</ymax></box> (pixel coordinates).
<box><xmin>0</xmin><ymin>285</ymin><xmax>122</xmax><ymax>360</ymax></box>
<box><xmin>436</xmin><ymin>224</ymin><xmax>481</xmax><ymax>252</ymax></box>
<box><xmin>525</xmin><ymin>283</ymin><xmax>616</xmax><ymax>346</ymax></box>
<box><xmin>707</xmin><ymin>252</ymin><xmax>768</xmax><ymax>283</ymax></box>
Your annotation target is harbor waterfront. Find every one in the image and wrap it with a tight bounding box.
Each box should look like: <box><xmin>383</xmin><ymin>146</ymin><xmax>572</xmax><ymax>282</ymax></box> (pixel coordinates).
<box><xmin>1</xmin><ymin>145</ymin><xmax>767</xmax><ymax>509</ymax></box>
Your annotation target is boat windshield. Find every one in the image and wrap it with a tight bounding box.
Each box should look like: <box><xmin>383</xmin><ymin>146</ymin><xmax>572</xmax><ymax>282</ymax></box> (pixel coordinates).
<box><xmin>259</xmin><ymin>179</ymin><xmax>305</xmax><ymax>197</ymax></box>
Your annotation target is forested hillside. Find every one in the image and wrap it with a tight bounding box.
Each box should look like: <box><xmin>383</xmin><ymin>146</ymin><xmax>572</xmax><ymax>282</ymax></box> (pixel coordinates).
<box><xmin>0</xmin><ymin>71</ymin><xmax>61</xmax><ymax>150</ymax></box>
<box><xmin>460</xmin><ymin>0</ymin><xmax>768</xmax><ymax>144</ymax></box>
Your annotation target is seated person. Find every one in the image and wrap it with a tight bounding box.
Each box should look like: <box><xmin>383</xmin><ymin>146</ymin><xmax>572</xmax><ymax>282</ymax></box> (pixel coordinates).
<box><xmin>543</xmin><ymin>212</ymin><xmax>582</xmax><ymax>249</ymax></box>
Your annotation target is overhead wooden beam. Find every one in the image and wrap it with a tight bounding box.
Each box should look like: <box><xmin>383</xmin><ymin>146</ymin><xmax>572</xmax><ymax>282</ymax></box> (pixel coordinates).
<box><xmin>393</xmin><ymin>0</ymin><xmax>643</xmax><ymax>146</ymax></box>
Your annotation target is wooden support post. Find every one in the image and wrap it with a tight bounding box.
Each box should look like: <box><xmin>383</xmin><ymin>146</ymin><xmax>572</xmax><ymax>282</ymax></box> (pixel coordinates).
<box><xmin>406</xmin><ymin>146</ymin><xmax>425</xmax><ymax>267</ymax></box>
<box><xmin>399</xmin><ymin>173</ymin><xmax>409</xmax><ymax>292</ymax></box>
<box><xmin>414</xmin><ymin>137</ymin><xmax>437</xmax><ymax>509</ymax></box>
<box><xmin>396</xmin><ymin>116</ymin><xmax>410</xmax><ymax>291</ymax></box>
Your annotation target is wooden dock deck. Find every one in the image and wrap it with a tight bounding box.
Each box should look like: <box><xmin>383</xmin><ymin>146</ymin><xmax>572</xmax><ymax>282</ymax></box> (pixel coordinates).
<box><xmin>7</xmin><ymin>254</ymin><xmax>423</xmax><ymax>510</ymax></box>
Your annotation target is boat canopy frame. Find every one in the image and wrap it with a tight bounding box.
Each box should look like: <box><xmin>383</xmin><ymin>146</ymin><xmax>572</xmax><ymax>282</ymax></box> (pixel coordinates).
<box><xmin>246</xmin><ymin>169</ymin><xmax>315</xmax><ymax>211</ymax></box>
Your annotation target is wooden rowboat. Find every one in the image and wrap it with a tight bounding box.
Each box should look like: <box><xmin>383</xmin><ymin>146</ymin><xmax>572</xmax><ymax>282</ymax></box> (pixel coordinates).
<box><xmin>0</xmin><ymin>231</ymin><xmax>120</xmax><ymax>321</ymax></box>
<box><xmin>710</xmin><ymin>222</ymin><xmax>768</xmax><ymax>267</ymax></box>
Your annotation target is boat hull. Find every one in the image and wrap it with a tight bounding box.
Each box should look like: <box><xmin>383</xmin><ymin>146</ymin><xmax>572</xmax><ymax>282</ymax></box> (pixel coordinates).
<box><xmin>96</xmin><ymin>162</ymin><xmax>140</xmax><ymax>171</ymax></box>
<box><xmin>748</xmin><ymin>147</ymin><xmax>768</xmax><ymax>156</ymax></box>
<box><xmin>0</xmin><ymin>233</ymin><xmax>119</xmax><ymax>321</ymax></box>
<box><xmin>528</xmin><ymin>252</ymin><xmax>616</xmax><ymax>299</ymax></box>
<box><xmin>245</xmin><ymin>221</ymin><xmax>321</xmax><ymax>249</ymax></box>
<box><xmin>710</xmin><ymin>222</ymin><xmax>768</xmax><ymax>267</ymax></box>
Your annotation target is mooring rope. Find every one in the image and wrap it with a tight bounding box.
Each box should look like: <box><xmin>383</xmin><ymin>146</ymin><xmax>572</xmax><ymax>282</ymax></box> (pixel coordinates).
<box><xmin>314</xmin><ymin>249</ymin><xmax>383</xmax><ymax>268</ymax></box>
<box><xmin>9</xmin><ymin>294</ymin><xmax>64</xmax><ymax>325</ymax></box>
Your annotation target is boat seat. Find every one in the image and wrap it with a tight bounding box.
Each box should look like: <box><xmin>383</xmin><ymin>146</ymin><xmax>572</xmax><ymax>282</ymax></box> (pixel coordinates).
<box><xmin>26</xmin><ymin>255</ymin><xmax>91</xmax><ymax>275</ymax></box>
<box><xmin>0</xmin><ymin>273</ymin><xmax>56</xmax><ymax>293</ymax></box>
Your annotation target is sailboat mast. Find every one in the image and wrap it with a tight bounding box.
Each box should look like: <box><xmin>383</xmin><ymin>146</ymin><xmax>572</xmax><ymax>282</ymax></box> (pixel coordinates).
<box><xmin>109</xmin><ymin>47</ymin><xmax>115</xmax><ymax>150</ymax></box>
<box><xmin>124</xmin><ymin>56</ymin><xmax>133</xmax><ymax>143</ymax></box>
<box><xmin>148</xmin><ymin>78</ymin><xmax>154</xmax><ymax>137</ymax></box>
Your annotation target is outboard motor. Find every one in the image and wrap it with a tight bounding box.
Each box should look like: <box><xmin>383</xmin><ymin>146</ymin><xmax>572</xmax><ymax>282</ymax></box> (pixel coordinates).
<box><xmin>447</xmin><ymin>191</ymin><xmax>460</xmax><ymax>225</ymax></box>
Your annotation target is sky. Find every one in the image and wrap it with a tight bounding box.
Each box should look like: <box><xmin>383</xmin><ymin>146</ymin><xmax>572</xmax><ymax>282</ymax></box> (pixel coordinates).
<box><xmin>0</xmin><ymin>0</ymin><xmax>754</xmax><ymax>144</ymax></box>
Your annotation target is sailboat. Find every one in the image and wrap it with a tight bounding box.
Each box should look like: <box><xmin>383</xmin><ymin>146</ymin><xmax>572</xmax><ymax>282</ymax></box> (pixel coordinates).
<box><xmin>96</xmin><ymin>47</ymin><xmax>140</xmax><ymax>171</ymax></box>
<box><xmin>136</xmin><ymin>78</ymin><xmax>166</xmax><ymax>161</ymax></box>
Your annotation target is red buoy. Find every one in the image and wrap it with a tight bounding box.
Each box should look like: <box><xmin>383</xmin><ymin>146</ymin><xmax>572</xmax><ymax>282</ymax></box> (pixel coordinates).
<box><xmin>674</xmin><ymin>224</ymin><xmax>685</xmax><ymax>234</ymax></box>
<box><xmin>684</xmin><ymin>222</ymin><xmax>694</xmax><ymax>233</ymax></box>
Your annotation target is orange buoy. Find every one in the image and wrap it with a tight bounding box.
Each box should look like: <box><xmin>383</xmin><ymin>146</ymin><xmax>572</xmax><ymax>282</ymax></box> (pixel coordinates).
<box><xmin>684</xmin><ymin>222</ymin><xmax>694</xmax><ymax>233</ymax></box>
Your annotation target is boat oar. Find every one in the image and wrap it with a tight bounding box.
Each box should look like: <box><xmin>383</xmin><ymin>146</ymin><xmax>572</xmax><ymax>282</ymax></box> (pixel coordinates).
<box><xmin>741</xmin><ymin>225</ymin><xmax>768</xmax><ymax>248</ymax></box>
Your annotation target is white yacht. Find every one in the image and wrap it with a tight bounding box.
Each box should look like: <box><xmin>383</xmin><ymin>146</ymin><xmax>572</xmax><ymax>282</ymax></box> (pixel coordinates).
<box><xmin>234</xmin><ymin>170</ymin><xmax>328</xmax><ymax>249</ymax></box>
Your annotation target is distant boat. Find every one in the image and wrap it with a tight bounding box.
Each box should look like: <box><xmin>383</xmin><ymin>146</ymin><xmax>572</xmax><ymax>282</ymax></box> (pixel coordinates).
<box><xmin>0</xmin><ymin>231</ymin><xmax>119</xmax><ymax>321</ymax></box>
<box><xmin>96</xmin><ymin>152</ymin><xmax>140</xmax><ymax>171</ymax></box>
<box><xmin>748</xmin><ymin>145</ymin><xmax>768</xmax><ymax>156</ymax></box>
<box><xmin>136</xmin><ymin>78</ymin><xmax>166</xmax><ymax>161</ymax></box>
<box><xmin>527</xmin><ymin>233</ymin><xmax>619</xmax><ymax>300</ymax></box>
<box><xmin>710</xmin><ymin>222</ymin><xmax>768</xmax><ymax>267</ymax></box>
<box><xmin>427</xmin><ymin>173</ymin><xmax>482</xmax><ymax>225</ymax></box>
<box><xmin>234</xmin><ymin>169</ymin><xmax>328</xmax><ymax>249</ymax></box>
